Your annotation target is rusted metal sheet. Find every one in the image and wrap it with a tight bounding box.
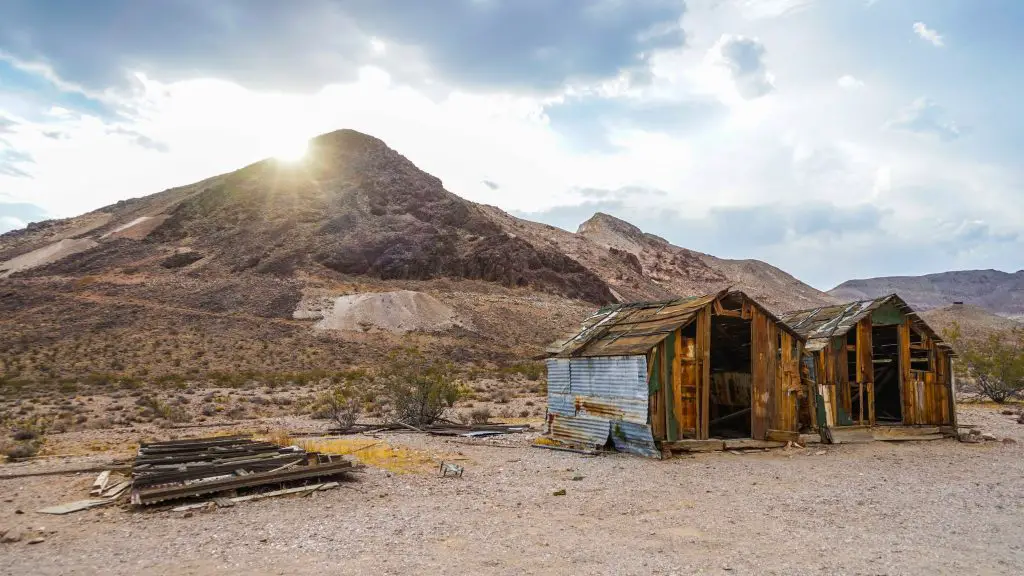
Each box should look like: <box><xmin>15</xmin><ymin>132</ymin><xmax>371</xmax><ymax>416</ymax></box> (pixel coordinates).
<box><xmin>544</xmin><ymin>355</ymin><xmax>661</xmax><ymax>456</ymax></box>
<box><xmin>548</xmin><ymin>413</ymin><xmax>610</xmax><ymax>448</ymax></box>
<box><xmin>610</xmin><ymin>421</ymin><xmax>661</xmax><ymax>458</ymax></box>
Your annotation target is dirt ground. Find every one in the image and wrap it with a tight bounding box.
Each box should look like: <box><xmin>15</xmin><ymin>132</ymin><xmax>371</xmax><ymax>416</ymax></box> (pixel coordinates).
<box><xmin>2</xmin><ymin>403</ymin><xmax>1023</xmax><ymax>576</ymax></box>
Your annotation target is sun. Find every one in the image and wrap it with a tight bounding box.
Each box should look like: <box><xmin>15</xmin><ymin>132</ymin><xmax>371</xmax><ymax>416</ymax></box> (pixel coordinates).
<box><xmin>273</xmin><ymin>137</ymin><xmax>309</xmax><ymax>162</ymax></box>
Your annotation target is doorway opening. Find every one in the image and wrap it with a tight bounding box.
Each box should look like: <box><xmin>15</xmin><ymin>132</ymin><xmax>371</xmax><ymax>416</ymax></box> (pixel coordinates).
<box><xmin>872</xmin><ymin>325</ymin><xmax>902</xmax><ymax>423</ymax></box>
<box><xmin>709</xmin><ymin>314</ymin><xmax>752</xmax><ymax>438</ymax></box>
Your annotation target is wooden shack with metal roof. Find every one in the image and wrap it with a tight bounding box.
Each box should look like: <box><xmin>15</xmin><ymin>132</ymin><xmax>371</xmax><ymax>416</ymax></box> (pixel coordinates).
<box><xmin>780</xmin><ymin>294</ymin><xmax>957</xmax><ymax>439</ymax></box>
<box><xmin>543</xmin><ymin>290</ymin><xmax>807</xmax><ymax>457</ymax></box>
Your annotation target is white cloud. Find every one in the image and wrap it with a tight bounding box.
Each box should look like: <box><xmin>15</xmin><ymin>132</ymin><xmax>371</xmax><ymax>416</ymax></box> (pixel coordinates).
<box><xmin>887</xmin><ymin>97</ymin><xmax>963</xmax><ymax>141</ymax></box>
<box><xmin>736</xmin><ymin>0</ymin><xmax>817</xmax><ymax>20</ymax></box>
<box><xmin>913</xmin><ymin>22</ymin><xmax>944</xmax><ymax>47</ymax></box>
<box><xmin>0</xmin><ymin>215</ymin><xmax>25</xmax><ymax>233</ymax></box>
<box><xmin>837</xmin><ymin>75</ymin><xmax>864</xmax><ymax>89</ymax></box>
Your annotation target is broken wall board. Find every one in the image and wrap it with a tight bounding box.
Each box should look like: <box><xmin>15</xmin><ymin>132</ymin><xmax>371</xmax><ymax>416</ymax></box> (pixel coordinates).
<box><xmin>38</xmin><ymin>499</ymin><xmax>112</xmax><ymax>515</ymax></box>
<box><xmin>90</xmin><ymin>471</ymin><xmax>111</xmax><ymax>496</ymax></box>
<box><xmin>874</xmin><ymin>433</ymin><xmax>944</xmax><ymax>442</ymax></box>
<box><xmin>829</xmin><ymin>427</ymin><xmax>875</xmax><ymax>444</ymax></box>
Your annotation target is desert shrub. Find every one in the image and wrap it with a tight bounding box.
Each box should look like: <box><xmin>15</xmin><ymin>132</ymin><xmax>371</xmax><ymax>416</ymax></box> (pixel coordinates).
<box><xmin>137</xmin><ymin>396</ymin><xmax>192</xmax><ymax>423</ymax></box>
<box><xmin>2</xmin><ymin>440</ymin><xmax>40</xmax><ymax>460</ymax></box>
<box><xmin>470</xmin><ymin>407</ymin><xmax>492</xmax><ymax>424</ymax></box>
<box><xmin>493</xmin><ymin>390</ymin><xmax>511</xmax><ymax>404</ymax></box>
<box><xmin>311</xmin><ymin>385</ymin><xmax>361</xmax><ymax>429</ymax></box>
<box><xmin>378</xmin><ymin>348</ymin><xmax>460</xmax><ymax>426</ymax></box>
<box><xmin>946</xmin><ymin>323</ymin><xmax>1024</xmax><ymax>403</ymax></box>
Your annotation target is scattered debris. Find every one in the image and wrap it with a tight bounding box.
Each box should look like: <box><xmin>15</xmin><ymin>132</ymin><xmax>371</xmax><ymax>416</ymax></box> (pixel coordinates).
<box><xmin>438</xmin><ymin>461</ymin><xmax>464</xmax><ymax>478</ymax></box>
<box><xmin>27</xmin><ymin>537</ymin><xmax>45</xmax><ymax>545</ymax></box>
<box><xmin>552</xmin><ymin>489</ymin><xmax>566</xmax><ymax>496</ymax></box>
<box><xmin>571</xmin><ymin>475</ymin><xmax>584</xmax><ymax>481</ymax></box>
<box><xmin>813</xmin><ymin>450</ymin><xmax>827</xmax><ymax>456</ymax></box>
<box><xmin>981</xmin><ymin>433</ymin><xmax>998</xmax><ymax>442</ymax></box>
<box><xmin>90</xmin><ymin>471</ymin><xmax>111</xmax><ymax>496</ymax></box>
<box><xmin>130</xmin><ymin>435</ymin><xmax>357</xmax><ymax>506</ymax></box>
<box><xmin>1002</xmin><ymin>438</ymin><xmax>1017</xmax><ymax>445</ymax></box>
<box><xmin>172</xmin><ymin>482</ymin><xmax>341</xmax><ymax>511</ymax></box>
<box><xmin>38</xmin><ymin>499</ymin><xmax>113</xmax><ymax>516</ymax></box>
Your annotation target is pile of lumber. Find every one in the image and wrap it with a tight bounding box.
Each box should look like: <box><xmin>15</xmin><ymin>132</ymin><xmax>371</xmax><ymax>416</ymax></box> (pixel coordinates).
<box><xmin>130</xmin><ymin>435</ymin><xmax>357</xmax><ymax>506</ymax></box>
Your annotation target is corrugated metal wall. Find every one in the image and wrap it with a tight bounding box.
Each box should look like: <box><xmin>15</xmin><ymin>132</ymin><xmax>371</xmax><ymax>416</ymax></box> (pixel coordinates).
<box><xmin>545</xmin><ymin>356</ymin><xmax>659</xmax><ymax>457</ymax></box>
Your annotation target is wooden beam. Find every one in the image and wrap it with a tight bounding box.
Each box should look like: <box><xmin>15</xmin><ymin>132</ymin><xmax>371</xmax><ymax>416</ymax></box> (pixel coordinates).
<box><xmin>723</xmin><ymin>439</ymin><xmax>787</xmax><ymax>450</ymax></box>
<box><xmin>661</xmin><ymin>439</ymin><xmax>724</xmax><ymax>452</ymax></box>
<box><xmin>766</xmin><ymin>429</ymin><xmax>799</xmax><ymax>443</ymax></box>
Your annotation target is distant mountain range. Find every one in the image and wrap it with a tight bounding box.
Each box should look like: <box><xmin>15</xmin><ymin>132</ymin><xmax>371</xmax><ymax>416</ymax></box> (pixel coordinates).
<box><xmin>830</xmin><ymin>270</ymin><xmax>1024</xmax><ymax>320</ymax></box>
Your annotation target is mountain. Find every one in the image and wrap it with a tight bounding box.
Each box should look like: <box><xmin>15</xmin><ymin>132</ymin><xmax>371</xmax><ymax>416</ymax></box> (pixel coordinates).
<box><xmin>0</xmin><ymin>129</ymin><xmax>835</xmax><ymax>381</ymax></box>
<box><xmin>920</xmin><ymin>303</ymin><xmax>1022</xmax><ymax>343</ymax></box>
<box><xmin>830</xmin><ymin>270</ymin><xmax>1024</xmax><ymax>320</ymax></box>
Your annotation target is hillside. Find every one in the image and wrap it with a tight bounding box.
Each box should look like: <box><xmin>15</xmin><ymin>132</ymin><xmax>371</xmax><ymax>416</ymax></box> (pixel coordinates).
<box><xmin>830</xmin><ymin>270</ymin><xmax>1024</xmax><ymax>319</ymax></box>
<box><xmin>920</xmin><ymin>303</ymin><xmax>1023</xmax><ymax>343</ymax></box>
<box><xmin>0</xmin><ymin>129</ymin><xmax>835</xmax><ymax>382</ymax></box>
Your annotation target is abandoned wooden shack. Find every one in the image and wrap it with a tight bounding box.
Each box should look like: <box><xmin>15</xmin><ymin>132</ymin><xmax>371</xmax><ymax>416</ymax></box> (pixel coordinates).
<box><xmin>780</xmin><ymin>294</ymin><xmax>957</xmax><ymax>440</ymax></box>
<box><xmin>543</xmin><ymin>290</ymin><xmax>807</xmax><ymax>457</ymax></box>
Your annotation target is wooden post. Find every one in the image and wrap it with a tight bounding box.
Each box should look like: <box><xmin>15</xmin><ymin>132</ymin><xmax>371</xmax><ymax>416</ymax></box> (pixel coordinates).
<box><xmin>697</xmin><ymin>305</ymin><xmax>711</xmax><ymax>440</ymax></box>
<box><xmin>858</xmin><ymin>381</ymin><xmax>864</xmax><ymax>424</ymax></box>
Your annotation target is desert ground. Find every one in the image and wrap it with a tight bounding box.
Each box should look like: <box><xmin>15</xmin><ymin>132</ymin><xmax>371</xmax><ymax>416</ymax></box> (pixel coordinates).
<box><xmin>1</xmin><ymin>401</ymin><xmax>1022</xmax><ymax>576</ymax></box>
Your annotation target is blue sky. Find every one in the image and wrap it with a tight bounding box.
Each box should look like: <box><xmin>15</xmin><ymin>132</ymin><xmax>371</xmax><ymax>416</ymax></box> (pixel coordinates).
<box><xmin>1</xmin><ymin>0</ymin><xmax>1021</xmax><ymax>289</ymax></box>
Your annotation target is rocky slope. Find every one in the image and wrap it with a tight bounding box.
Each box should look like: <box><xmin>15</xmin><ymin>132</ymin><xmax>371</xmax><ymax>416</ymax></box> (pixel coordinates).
<box><xmin>920</xmin><ymin>303</ymin><xmax>1023</xmax><ymax>343</ymax></box>
<box><xmin>831</xmin><ymin>270</ymin><xmax>1024</xmax><ymax>319</ymax></box>
<box><xmin>0</xmin><ymin>129</ymin><xmax>835</xmax><ymax>381</ymax></box>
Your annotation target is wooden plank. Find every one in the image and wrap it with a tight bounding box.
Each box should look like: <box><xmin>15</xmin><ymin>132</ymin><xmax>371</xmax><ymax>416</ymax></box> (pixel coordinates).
<box><xmin>875</xmin><ymin>433</ymin><xmax>944</xmax><ymax>442</ymax></box>
<box><xmin>662</xmin><ymin>339</ymin><xmax>676</xmax><ymax>442</ymax></box>
<box><xmin>648</xmin><ymin>348</ymin><xmax>666</xmax><ymax>441</ymax></box>
<box><xmin>723</xmin><ymin>439</ymin><xmax>786</xmax><ymax>450</ymax></box>
<box><xmin>830</xmin><ymin>427</ymin><xmax>874</xmax><ymax>445</ymax></box>
<box><xmin>100</xmin><ymin>480</ymin><xmax>132</xmax><ymax>498</ymax></box>
<box><xmin>898</xmin><ymin>318</ymin><xmax>913</xmax><ymax>425</ymax></box>
<box><xmin>766</xmin><ymin>429</ymin><xmax>799</xmax><ymax>442</ymax></box>
<box><xmin>214</xmin><ymin>497</ymin><xmax>236</xmax><ymax>508</ymax></box>
<box><xmin>697</xmin><ymin>304</ymin><xmax>711</xmax><ymax>440</ymax></box>
<box><xmin>671</xmin><ymin>328</ymin><xmax>686</xmax><ymax>439</ymax></box>
<box><xmin>661</xmin><ymin>439</ymin><xmax>724</xmax><ymax>452</ymax></box>
<box><xmin>798</xmin><ymin>433</ymin><xmax>822</xmax><ymax>445</ymax></box>
<box><xmin>90</xmin><ymin>470</ymin><xmax>111</xmax><ymax>496</ymax></box>
<box><xmin>38</xmin><ymin>499</ymin><xmax>112</xmax><ymax>515</ymax></box>
<box><xmin>750</xmin><ymin>307</ymin><xmax>772</xmax><ymax>440</ymax></box>
<box><xmin>873</xmin><ymin>425</ymin><xmax>940</xmax><ymax>437</ymax></box>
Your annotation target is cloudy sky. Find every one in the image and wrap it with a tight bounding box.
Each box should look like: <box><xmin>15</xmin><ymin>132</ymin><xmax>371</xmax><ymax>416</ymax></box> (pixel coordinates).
<box><xmin>1</xmin><ymin>0</ymin><xmax>1020</xmax><ymax>289</ymax></box>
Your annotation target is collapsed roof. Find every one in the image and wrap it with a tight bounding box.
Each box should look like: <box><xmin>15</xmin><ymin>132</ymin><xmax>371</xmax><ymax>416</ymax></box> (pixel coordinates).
<box><xmin>780</xmin><ymin>294</ymin><xmax>954</xmax><ymax>354</ymax></box>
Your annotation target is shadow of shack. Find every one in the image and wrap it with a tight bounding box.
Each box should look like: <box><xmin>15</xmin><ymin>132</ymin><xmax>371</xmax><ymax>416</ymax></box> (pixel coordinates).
<box><xmin>780</xmin><ymin>294</ymin><xmax>958</xmax><ymax>442</ymax></box>
<box><xmin>543</xmin><ymin>290</ymin><xmax>807</xmax><ymax>457</ymax></box>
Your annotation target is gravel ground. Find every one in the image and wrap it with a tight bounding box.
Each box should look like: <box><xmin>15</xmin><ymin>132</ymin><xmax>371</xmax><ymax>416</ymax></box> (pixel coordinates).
<box><xmin>2</xmin><ymin>404</ymin><xmax>1023</xmax><ymax>576</ymax></box>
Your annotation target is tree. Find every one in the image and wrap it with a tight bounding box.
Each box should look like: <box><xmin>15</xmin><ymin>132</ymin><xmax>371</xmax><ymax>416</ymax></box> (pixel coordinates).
<box><xmin>945</xmin><ymin>322</ymin><xmax>1024</xmax><ymax>403</ymax></box>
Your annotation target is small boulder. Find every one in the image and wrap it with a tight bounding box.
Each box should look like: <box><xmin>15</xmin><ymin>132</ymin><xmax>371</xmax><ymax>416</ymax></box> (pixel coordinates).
<box><xmin>1</xmin><ymin>529</ymin><xmax>23</xmax><ymax>543</ymax></box>
<box><xmin>1000</xmin><ymin>409</ymin><xmax>1017</xmax><ymax>416</ymax></box>
<box><xmin>552</xmin><ymin>489</ymin><xmax>566</xmax><ymax>496</ymax></box>
<box><xmin>981</xmin><ymin>433</ymin><xmax>998</xmax><ymax>442</ymax></box>
<box><xmin>1002</xmin><ymin>438</ymin><xmax>1017</xmax><ymax>445</ymax></box>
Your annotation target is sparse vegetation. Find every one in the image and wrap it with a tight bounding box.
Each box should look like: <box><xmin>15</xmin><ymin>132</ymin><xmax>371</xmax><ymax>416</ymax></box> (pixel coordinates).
<box><xmin>311</xmin><ymin>385</ymin><xmax>362</xmax><ymax>429</ymax></box>
<box><xmin>946</xmin><ymin>322</ymin><xmax>1024</xmax><ymax>403</ymax></box>
<box><xmin>379</xmin><ymin>348</ymin><xmax>461</xmax><ymax>426</ymax></box>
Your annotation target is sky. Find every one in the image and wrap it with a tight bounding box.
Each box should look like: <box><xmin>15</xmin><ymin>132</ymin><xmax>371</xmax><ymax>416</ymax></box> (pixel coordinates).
<box><xmin>0</xmin><ymin>0</ymin><xmax>1021</xmax><ymax>290</ymax></box>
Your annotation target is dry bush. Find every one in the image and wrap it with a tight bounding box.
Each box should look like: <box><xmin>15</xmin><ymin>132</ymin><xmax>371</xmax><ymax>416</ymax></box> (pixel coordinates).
<box><xmin>470</xmin><ymin>407</ymin><xmax>492</xmax><ymax>424</ymax></box>
<box><xmin>947</xmin><ymin>323</ymin><xmax>1024</xmax><ymax>403</ymax></box>
<box><xmin>310</xmin><ymin>381</ymin><xmax>363</xmax><ymax>429</ymax></box>
<box><xmin>2</xmin><ymin>440</ymin><xmax>40</xmax><ymax>460</ymax></box>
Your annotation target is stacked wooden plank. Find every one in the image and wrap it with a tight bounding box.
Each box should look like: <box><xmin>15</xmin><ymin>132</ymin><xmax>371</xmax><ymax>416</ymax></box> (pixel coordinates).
<box><xmin>130</xmin><ymin>435</ymin><xmax>356</xmax><ymax>506</ymax></box>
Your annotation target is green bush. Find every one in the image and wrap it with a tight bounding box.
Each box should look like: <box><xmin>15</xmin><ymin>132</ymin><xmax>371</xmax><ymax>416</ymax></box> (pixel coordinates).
<box><xmin>379</xmin><ymin>349</ymin><xmax>461</xmax><ymax>426</ymax></box>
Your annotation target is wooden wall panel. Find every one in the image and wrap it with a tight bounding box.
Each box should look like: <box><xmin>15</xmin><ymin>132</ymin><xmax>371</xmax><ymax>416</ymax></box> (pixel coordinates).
<box><xmin>696</xmin><ymin>305</ymin><xmax>711</xmax><ymax>440</ymax></box>
<box><xmin>898</xmin><ymin>319</ymin><xmax>914</xmax><ymax>425</ymax></box>
<box><xmin>649</xmin><ymin>347</ymin><xmax>665</xmax><ymax>440</ymax></box>
<box><xmin>773</xmin><ymin>332</ymin><xmax>801</xmax><ymax>433</ymax></box>
<box><xmin>677</xmin><ymin>335</ymin><xmax>698</xmax><ymax>437</ymax></box>
<box><xmin>750</xmin><ymin>307</ymin><xmax>775</xmax><ymax>440</ymax></box>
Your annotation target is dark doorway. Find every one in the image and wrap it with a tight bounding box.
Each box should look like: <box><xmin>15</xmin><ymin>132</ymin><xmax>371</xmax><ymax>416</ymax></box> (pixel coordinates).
<box><xmin>872</xmin><ymin>325</ymin><xmax>902</xmax><ymax>423</ymax></box>
<box><xmin>709</xmin><ymin>315</ymin><xmax>753</xmax><ymax>438</ymax></box>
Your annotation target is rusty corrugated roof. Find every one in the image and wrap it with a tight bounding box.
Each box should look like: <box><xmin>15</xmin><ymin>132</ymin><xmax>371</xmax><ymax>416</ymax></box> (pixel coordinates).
<box><xmin>780</xmin><ymin>294</ymin><xmax>954</xmax><ymax>354</ymax></box>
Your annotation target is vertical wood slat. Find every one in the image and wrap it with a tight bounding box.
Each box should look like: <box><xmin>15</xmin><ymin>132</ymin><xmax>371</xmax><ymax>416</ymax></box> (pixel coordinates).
<box><xmin>898</xmin><ymin>318</ymin><xmax>913</xmax><ymax>425</ymax></box>
<box><xmin>662</xmin><ymin>339</ymin><xmax>676</xmax><ymax>441</ymax></box>
<box><xmin>855</xmin><ymin>317</ymin><xmax>873</xmax><ymax>425</ymax></box>
<box><xmin>648</xmin><ymin>347</ymin><xmax>665</xmax><ymax>441</ymax></box>
<box><xmin>678</xmin><ymin>335</ymin><xmax>698</xmax><ymax>436</ymax></box>
<box><xmin>750</xmin><ymin>306</ymin><xmax>773</xmax><ymax>440</ymax></box>
<box><xmin>696</xmin><ymin>304</ymin><xmax>711</xmax><ymax>440</ymax></box>
<box><xmin>671</xmin><ymin>328</ymin><xmax>686</xmax><ymax>438</ymax></box>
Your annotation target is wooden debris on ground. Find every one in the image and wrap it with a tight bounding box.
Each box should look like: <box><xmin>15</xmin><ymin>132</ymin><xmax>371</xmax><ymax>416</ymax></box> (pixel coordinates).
<box><xmin>130</xmin><ymin>435</ymin><xmax>358</xmax><ymax>506</ymax></box>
